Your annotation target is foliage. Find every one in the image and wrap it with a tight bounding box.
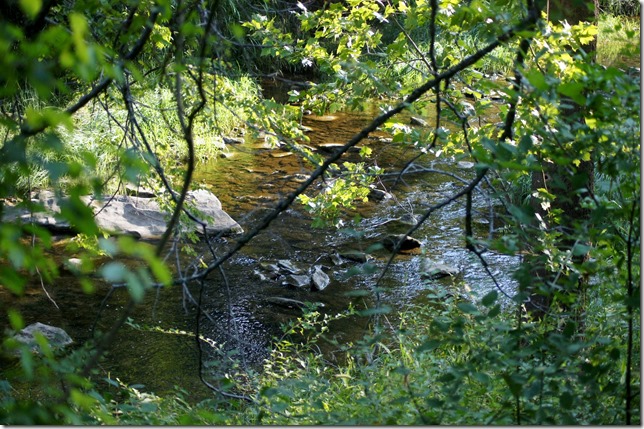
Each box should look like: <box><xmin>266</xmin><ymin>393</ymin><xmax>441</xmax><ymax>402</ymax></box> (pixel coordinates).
<box><xmin>598</xmin><ymin>0</ymin><xmax>640</xmax><ymax>16</ymax></box>
<box><xmin>77</xmin><ymin>282</ymin><xmax>637</xmax><ymax>425</ymax></box>
<box><xmin>299</xmin><ymin>160</ymin><xmax>383</xmax><ymax>228</ymax></box>
<box><xmin>231</xmin><ymin>287</ymin><xmax>637</xmax><ymax>425</ymax></box>
<box><xmin>0</xmin><ymin>0</ymin><xmax>640</xmax><ymax>426</ymax></box>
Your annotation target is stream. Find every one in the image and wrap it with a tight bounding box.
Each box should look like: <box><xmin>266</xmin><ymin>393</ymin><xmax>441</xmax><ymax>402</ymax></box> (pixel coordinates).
<box><xmin>1</xmin><ymin>86</ymin><xmax>520</xmax><ymax>402</ymax></box>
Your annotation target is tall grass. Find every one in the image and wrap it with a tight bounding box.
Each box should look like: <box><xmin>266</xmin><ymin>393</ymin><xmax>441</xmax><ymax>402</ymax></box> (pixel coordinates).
<box><xmin>597</xmin><ymin>14</ymin><xmax>641</xmax><ymax>68</ymax></box>
<box><xmin>1</xmin><ymin>74</ymin><xmax>262</xmax><ymax>195</ymax></box>
<box><xmin>599</xmin><ymin>0</ymin><xmax>640</xmax><ymax>16</ymax></box>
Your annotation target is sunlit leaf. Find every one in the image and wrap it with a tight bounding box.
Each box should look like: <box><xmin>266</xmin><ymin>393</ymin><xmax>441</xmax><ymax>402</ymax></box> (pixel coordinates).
<box><xmin>7</xmin><ymin>309</ymin><xmax>24</xmax><ymax>331</ymax></box>
<box><xmin>19</xmin><ymin>0</ymin><xmax>42</xmax><ymax>19</ymax></box>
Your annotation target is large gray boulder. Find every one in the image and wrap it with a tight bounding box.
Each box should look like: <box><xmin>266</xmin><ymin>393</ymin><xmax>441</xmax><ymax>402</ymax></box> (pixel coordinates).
<box><xmin>2</xmin><ymin>189</ymin><xmax>243</xmax><ymax>241</ymax></box>
<box><xmin>182</xmin><ymin>189</ymin><xmax>243</xmax><ymax>237</ymax></box>
<box><xmin>13</xmin><ymin>322</ymin><xmax>73</xmax><ymax>354</ymax></box>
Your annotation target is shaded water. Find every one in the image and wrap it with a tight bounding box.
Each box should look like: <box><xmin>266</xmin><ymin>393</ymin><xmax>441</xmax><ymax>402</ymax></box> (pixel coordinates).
<box><xmin>1</xmin><ymin>92</ymin><xmax>519</xmax><ymax>402</ymax></box>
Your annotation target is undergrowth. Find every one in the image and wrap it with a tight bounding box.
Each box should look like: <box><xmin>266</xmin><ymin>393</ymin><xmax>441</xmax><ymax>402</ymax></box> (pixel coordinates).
<box><xmin>596</xmin><ymin>14</ymin><xmax>641</xmax><ymax>68</ymax></box>
<box><xmin>75</xmin><ymin>277</ymin><xmax>638</xmax><ymax>425</ymax></box>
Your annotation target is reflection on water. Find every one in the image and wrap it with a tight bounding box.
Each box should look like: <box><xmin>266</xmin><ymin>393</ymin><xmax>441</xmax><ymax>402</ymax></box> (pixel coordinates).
<box><xmin>1</xmin><ymin>98</ymin><xmax>519</xmax><ymax>402</ymax></box>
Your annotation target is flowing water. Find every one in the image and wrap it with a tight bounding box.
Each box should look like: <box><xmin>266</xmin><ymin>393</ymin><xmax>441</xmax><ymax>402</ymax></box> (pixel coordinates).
<box><xmin>1</xmin><ymin>87</ymin><xmax>520</xmax><ymax>402</ymax></box>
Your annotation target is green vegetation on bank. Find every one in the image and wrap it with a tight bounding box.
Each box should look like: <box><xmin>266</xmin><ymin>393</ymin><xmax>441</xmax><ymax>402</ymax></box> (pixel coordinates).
<box><xmin>597</xmin><ymin>14</ymin><xmax>641</xmax><ymax>67</ymax></box>
<box><xmin>6</xmin><ymin>75</ymin><xmax>263</xmax><ymax>195</ymax></box>
<box><xmin>5</xmin><ymin>281</ymin><xmax>633</xmax><ymax>424</ymax></box>
<box><xmin>0</xmin><ymin>0</ymin><xmax>640</xmax><ymax>425</ymax></box>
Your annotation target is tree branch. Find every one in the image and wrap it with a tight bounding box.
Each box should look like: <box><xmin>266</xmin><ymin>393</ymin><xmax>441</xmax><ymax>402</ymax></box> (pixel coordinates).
<box><xmin>186</xmin><ymin>10</ymin><xmax>541</xmax><ymax>284</ymax></box>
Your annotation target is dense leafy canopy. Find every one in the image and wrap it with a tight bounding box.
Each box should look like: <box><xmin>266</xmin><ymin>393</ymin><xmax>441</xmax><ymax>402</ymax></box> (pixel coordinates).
<box><xmin>0</xmin><ymin>0</ymin><xmax>639</xmax><ymax>425</ymax></box>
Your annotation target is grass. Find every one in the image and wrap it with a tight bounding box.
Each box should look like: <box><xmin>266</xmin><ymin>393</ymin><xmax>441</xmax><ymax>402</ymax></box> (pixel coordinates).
<box><xmin>597</xmin><ymin>14</ymin><xmax>641</xmax><ymax>68</ymax></box>
<box><xmin>1</xmin><ymin>74</ymin><xmax>263</xmax><ymax>196</ymax></box>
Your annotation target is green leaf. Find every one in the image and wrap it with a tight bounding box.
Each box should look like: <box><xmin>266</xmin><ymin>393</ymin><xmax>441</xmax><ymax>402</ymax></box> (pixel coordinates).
<box><xmin>524</xmin><ymin>68</ymin><xmax>548</xmax><ymax>91</ymax></box>
<box><xmin>33</xmin><ymin>332</ymin><xmax>53</xmax><ymax>358</ymax></box>
<box><xmin>98</xmin><ymin>237</ymin><xmax>119</xmax><ymax>256</ymax></box>
<box><xmin>358</xmin><ymin>305</ymin><xmax>391</xmax><ymax>316</ymax></box>
<box><xmin>229</xmin><ymin>23</ymin><xmax>246</xmax><ymax>40</ymax></box>
<box><xmin>487</xmin><ymin>305</ymin><xmax>501</xmax><ymax>318</ymax></box>
<box><xmin>19</xmin><ymin>0</ymin><xmax>42</xmax><ymax>19</ymax></box>
<box><xmin>148</xmin><ymin>257</ymin><xmax>172</xmax><ymax>286</ymax></box>
<box><xmin>417</xmin><ymin>339</ymin><xmax>441</xmax><ymax>352</ymax></box>
<box><xmin>558</xmin><ymin>81</ymin><xmax>586</xmax><ymax>105</ymax></box>
<box><xmin>8</xmin><ymin>309</ymin><xmax>24</xmax><ymax>331</ymax></box>
<box><xmin>518</xmin><ymin>134</ymin><xmax>534</xmax><ymax>153</ymax></box>
<box><xmin>472</xmin><ymin>371</ymin><xmax>491</xmax><ymax>384</ymax></box>
<box><xmin>126</xmin><ymin>271</ymin><xmax>147</xmax><ymax>303</ymax></box>
<box><xmin>70</xmin><ymin>388</ymin><xmax>98</xmax><ymax>411</ymax></box>
<box><xmin>79</xmin><ymin>278</ymin><xmax>95</xmax><ymax>294</ymax></box>
<box><xmin>571</xmin><ymin>243</ymin><xmax>591</xmax><ymax>256</ymax></box>
<box><xmin>559</xmin><ymin>391</ymin><xmax>574</xmax><ymax>409</ymax></box>
<box><xmin>508</xmin><ymin>204</ymin><xmax>534</xmax><ymax>225</ymax></box>
<box><xmin>20</xmin><ymin>348</ymin><xmax>34</xmax><ymax>379</ymax></box>
<box><xmin>502</xmin><ymin>373</ymin><xmax>523</xmax><ymax>397</ymax></box>
<box><xmin>69</xmin><ymin>13</ymin><xmax>90</xmax><ymax>63</ymax></box>
<box><xmin>457</xmin><ymin>302</ymin><xmax>479</xmax><ymax>314</ymax></box>
<box><xmin>43</xmin><ymin>160</ymin><xmax>69</xmax><ymax>182</ymax></box>
<box><xmin>101</xmin><ymin>262</ymin><xmax>127</xmax><ymax>282</ymax></box>
<box><xmin>481</xmin><ymin>290</ymin><xmax>498</xmax><ymax>307</ymax></box>
<box><xmin>0</xmin><ymin>266</ymin><xmax>28</xmax><ymax>294</ymax></box>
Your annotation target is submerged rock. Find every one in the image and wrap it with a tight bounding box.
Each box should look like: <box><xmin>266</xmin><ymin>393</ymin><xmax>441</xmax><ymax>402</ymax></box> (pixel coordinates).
<box><xmin>397</xmin><ymin>213</ymin><xmax>420</xmax><ymax>226</ymax></box>
<box><xmin>258</xmin><ymin>259</ymin><xmax>333</xmax><ymax>292</ymax></box>
<box><xmin>368</xmin><ymin>187</ymin><xmax>393</xmax><ymax>202</ymax></box>
<box><xmin>124</xmin><ymin>184</ymin><xmax>157</xmax><ymax>198</ymax></box>
<box><xmin>270</xmin><ymin>151</ymin><xmax>293</xmax><ymax>158</ymax></box>
<box><xmin>307</xmin><ymin>115</ymin><xmax>338</xmax><ymax>122</ymax></box>
<box><xmin>61</xmin><ymin>258</ymin><xmax>84</xmax><ymax>275</ymax></box>
<box><xmin>283</xmin><ymin>274</ymin><xmax>311</xmax><ymax>289</ymax></box>
<box><xmin>277</xmin><ymin>259</ymin><xmax>303</xmax><ymax>275</ymax></box>
<box><xmin>223</xmin><ymin>136</ymin><xmax>245</xmax><ymax>145</ymax></box>
<box><xmin>329</xmin><ymin>252</ymin><xmax>345</xmax><ymax>266</ymax></box>
<box><xmin>253</xmin><ymin>268</ymin><xmax>271</xmax><ymax>282</ymax></box>
<box><xmin>259</xmin><ymin>262</ymin><xmax>282</xmax><ymax>279</ymax></box>
<box><xmin>316</xmin><ymin>142</ymin><xmax>345</xmax><ymax>153</ymax></box>
<box><xmin>457</xmin><ymin>160</ymin><xmax>475</xmax><ymax>169</ymax></box>
<box><xmin>420</xmin><ymin>259</ymin><xmax>461</xmax><ymax>280</ymax></box>
<box><xmin>339</xmin><ymin>251</ymin><xmax>372</xmax><ymax>263</ymax></box>
<box><xmin>265</xmin><ymin>296</ymin><xmax>308</xmax><ymax>309</ymax></box>
<box><xmin>382</xmin><ymin>234</ymin><xmax>422</xmax><ymax>253</ymax></box>
<box><xmin>265</xmin><ymin>297</ymin><xmax>324</xmax><ymax>310</ymax></box>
